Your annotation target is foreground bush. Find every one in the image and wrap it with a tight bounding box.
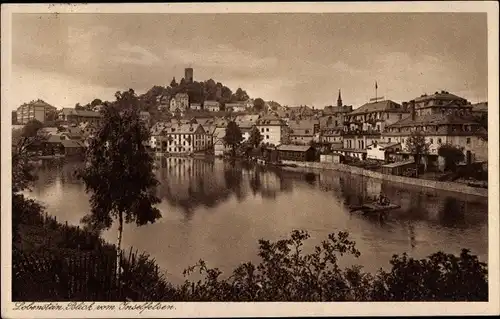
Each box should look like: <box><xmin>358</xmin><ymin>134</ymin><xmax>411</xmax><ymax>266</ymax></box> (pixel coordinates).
<box><xmin>175</xmin><ymin>230</ymin><xmax>488</xmax><ymax>301</ymax></box>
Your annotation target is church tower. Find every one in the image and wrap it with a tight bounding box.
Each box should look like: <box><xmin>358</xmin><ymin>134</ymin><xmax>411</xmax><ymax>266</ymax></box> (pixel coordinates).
<box><xmin>337</xmin><ymin>89</ymin><xmax>343</xmax><ymax>107</ymax></box>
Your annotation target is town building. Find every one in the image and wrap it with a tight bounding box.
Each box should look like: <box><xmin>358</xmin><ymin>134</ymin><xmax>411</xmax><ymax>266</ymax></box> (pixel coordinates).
<box><xmin>163</xmin><ymin>123</ymin><xmax>209</xmax><ymax>154</ymax></box>
<box><xmin>16</xmin><ymin>100</ymin><xmax>58</xmax><ymax>124</ymax></box>
<box><xmin>277</xmin><ymin>145</ymin><xmax>316</xmax><ymax>162</ymax></box>
<box><xmin>170</xmin><ymin>93</ymin><xmax>190</xmax><ymax>113</ymax></box>
<box><xmin>225</xmin><ymin>102</ymin><xmax>247</xmax><ymax>113</ymax></box>
<box><xmin>383</xmin><ymin>98</ymin><xmax>488</xmax><ymax>169</ymax></box>
<box><xmin>158</xmin><ymin>94</ymin><xmax>171</xmax><ymax>111</ymax></box>
<box><xmin>237</xmin><ymin>120</ymin><xmax>256</xmax><ymax>142</ymax></box>
<box><xmin>256</xmin><ymin>115</ymin><xmax>288</xmax><ymax>146</ymax></box>
<box><xmin>341</xmin><ymin>99</ymin><xmax>410</xmax><ymax>160</ymax></box>
<box><xmin>204</xmin><ymin>101</ymin><xmax>221</xmax><ymax>112</ymax></box>
<box><xmin>366</xmin><ymin>141</ymin><xmax>402</xmax><ymax>162</ymax></box>
<box><xmin>288</xmin><ymin>119</ymin><xmax>320</xmax><ymax>145</ymax></box>
<box><xmin>319</xmin><ymin>126</ymin><xmax>343</xmax><ymax>150</ymax></box>
<box><xmin>213</xmin><ymin>127</ymin><xmax>229</xmax><ymax>156</ymax></box>
<box><xmin>41</xmin><ymin>134</ymin><xmax>85</xmax><ymax>157</ymax></box>
<box><xmin>411</xmin><ymin>91</ymin><xmax>471</xmax><ymax>116</ymax></box>
<box><xmin>235</xmin><ymin>114</ymin><xmax>260</xmax><ymax>125</ymax></box>
<box><xmin>287</xmin><ymin>105</ymin><xmax>315</xmax><ymax>119</ymax></box>
<box><xmin>320</xmin><ymin>90</ymin><xmax>353</xmax><ymax>128</ymax></box>
<box><xmin>58</xmin><ymin>108</ymin><xmax>103</xmax><ymax>126</ymax></box>
<box><xmin>191</xmin><ymin>103</ymin><xmax>202</xmax><ymax>111</ymax></box>
<box><xmin>149</xmin><ymin>121</ymin><xmax>171</xmax><ymax>151</ymax></box>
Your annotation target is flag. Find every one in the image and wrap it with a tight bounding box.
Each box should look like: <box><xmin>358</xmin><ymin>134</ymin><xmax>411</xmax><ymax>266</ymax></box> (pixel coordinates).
<box><xmin>375</xmin><ymin>81</ymin><xmax>378</xmax><ymax>90</ymax></box>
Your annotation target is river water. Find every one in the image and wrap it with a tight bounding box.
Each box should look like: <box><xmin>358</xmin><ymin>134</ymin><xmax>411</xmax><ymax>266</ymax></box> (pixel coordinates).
<box><xmin>27</xmin><ymin>157</ymin><xmax>488</xmax><ymax>285</ymax></box>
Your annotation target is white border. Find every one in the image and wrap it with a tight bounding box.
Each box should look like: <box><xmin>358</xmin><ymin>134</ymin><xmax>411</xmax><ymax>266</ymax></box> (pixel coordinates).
<box><xmin>1</xmin><ymin>2</ymin><xmax>499</xmax><ymax>318</ymax></box>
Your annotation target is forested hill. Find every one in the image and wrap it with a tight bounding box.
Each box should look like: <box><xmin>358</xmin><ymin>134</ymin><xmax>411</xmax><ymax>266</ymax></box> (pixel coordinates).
<box><xmin>76</xmin><ymin>77</ymin><xmax>252</xmax><ymax>114</ymax></box>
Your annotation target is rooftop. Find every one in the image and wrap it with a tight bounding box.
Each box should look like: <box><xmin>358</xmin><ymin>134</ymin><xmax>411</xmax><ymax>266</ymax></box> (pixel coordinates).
<box><xmin>413</xmin><ymin>91</ymin><xmax>466</xmax><ymax>103</ymax></box>
<box><xmin>471</xmin><ymin>102</ymin><xmax>488</xmax><ymax>113</ymax></box>
<box><xmin>167</xmin><ymin>123</ymin><xmax>204</xmax><ymax>134</ymax></box>
<box><xmin>349</xmin><ymin>100</ymin><xmax>406</xmax><ymax>115</ymax></box>
<box><xmin>387</xmin><ymin>112</ymin><xmax>480</xmax><ymax>128</ymax></box>
<box><xmin>277</xmin><ymin>144</ymin><xmax>313</xmax><ymax>152</ymax></box>
<box><xmin>382</xmin><ymin>160</ymin><xmax>415</xmax><ymax>168</ymax></box>
<box><xmin>60</xmin><ymin>108</ymin><xmax>102</xmax><ymax>118</ymax></box>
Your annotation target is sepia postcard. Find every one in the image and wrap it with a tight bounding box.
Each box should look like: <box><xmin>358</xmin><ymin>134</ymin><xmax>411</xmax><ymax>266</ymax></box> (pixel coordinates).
<box><xmin>1</xmin><ymin>2</ymin><xmax>499</xmax><ymax>318</ymax></box>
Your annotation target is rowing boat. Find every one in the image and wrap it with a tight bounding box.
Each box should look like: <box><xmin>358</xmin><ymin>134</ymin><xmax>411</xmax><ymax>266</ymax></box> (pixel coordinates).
<box><xmin>349</xmin><ymin>203</ymin><xmax>400</xmax><ymax>215</ymax></box>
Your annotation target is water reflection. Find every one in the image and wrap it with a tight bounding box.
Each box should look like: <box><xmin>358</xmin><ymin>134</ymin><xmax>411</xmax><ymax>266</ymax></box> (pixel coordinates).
<box><xmin>27</xmin><ymin>158</ymin><xmax>488</xmax><ymax>282</ymax></box>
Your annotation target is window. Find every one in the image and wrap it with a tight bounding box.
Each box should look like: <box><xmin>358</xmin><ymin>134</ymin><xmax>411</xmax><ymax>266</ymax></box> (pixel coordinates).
<box><xmin>467</xmin><ymin>138</ymin><xmax>471</xmax><ymax>144</ymax></box>
<box><xmin>388</xmin><ymin>138</ymin><xmax>391</xmax><ymax>143</ymax></box>
<box><xmin>266</xmin><ymin>128</ymin><xmax>269</xmax><ymax>132</ymax></box>
<box><xmin>387</xmin><ymin>113</ymin><xmax>390</xmax><ymax>119</ymax></box>
<box><xmin>438</xmin><ymin>138</ymin><xmax>442</xmax><ymax>144</ymax></box>
<box><xmin>430</xmin><ymin>138</ymin><xmax>433</xmax><ymax>144</ymax></box>
<box><xmin>266</xmin><ymin>135</ymin><xmax>269</xmax><ymax>139</ymax></box>
<box><xmin>261</xmin><ymin>128</ymin><xmax>264</xmax><ymax>133</ymax></box>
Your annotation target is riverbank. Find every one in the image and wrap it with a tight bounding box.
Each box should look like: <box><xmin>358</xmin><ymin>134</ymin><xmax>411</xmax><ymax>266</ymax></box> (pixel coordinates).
<box><xmin>279</xmin><ymin>160</ymin><xmax>488</xmax><ymax>198</ymax></box>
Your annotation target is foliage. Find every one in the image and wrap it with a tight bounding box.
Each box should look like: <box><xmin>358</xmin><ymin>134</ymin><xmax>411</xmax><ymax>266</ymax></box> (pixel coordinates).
<box><xmin>175</xmin><ymin>230</ymin><xmax>487</xmax><ymax>301</ymax></box>
<box><xmin>91</xmin><ymin>98</ymin><xmax>103</xmax><ymax>107</ymax></box>
<box><xmin>12</xmin><ymin>119</ymin><xmax>44</xmax><ymax>192</ymax></box>
<box><xmin>371</xmin><ymin>249</ymin><xmax>488</xmax><ymax>301</ymax></box>
<box><xmin>248</xmin><ymin>126</ymin><xmax>263</xmax><ymax>149</ymax></box>
<box><xmin>77</xmin><ymin>91</ymin><xmax>161</xmax><ymax>229</ymax></box>
<box><xmin>253</xmin><ymin>98</ymin><xmax>266</xmax><ymax>112</ymax></box>
<box><xmin>405</xmin><ymin>131</ymin><xmax>430</xmax><ymax>176</ymax></box>
<box><xmin>12</xmin><ymin>119</ymin><xmax>45</xmax><ymax>243</ymax></box>
<box><xmin>77</xmin><ymin>90</ymin><xmax>162</xmax><ymax>280</ymax></box>
<box><xmin>223</xmin><ymin>121</ymin><xmax>243</xmax><ymax>156</ymax></box>
<box><xmin>267</xmin><ymin>100</ymin><xmax>282</xmax><ymax>111</ymax></box>
<box><xmin>233</xmin><ymin>88</ymin><xmax>250</xmax><ymax>102</ymax></box>
<box><xmin>438</xmin><ymin>143</ymin><xmax>465</xmax><ymax>172</ymax></box>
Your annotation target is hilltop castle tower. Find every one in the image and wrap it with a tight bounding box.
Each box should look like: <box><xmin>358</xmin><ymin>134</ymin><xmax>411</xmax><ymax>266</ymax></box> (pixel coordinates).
<box><xmin>185</xmin><ymin>68</ymin><xmax>193</xmax><ymax>83</ymax></box>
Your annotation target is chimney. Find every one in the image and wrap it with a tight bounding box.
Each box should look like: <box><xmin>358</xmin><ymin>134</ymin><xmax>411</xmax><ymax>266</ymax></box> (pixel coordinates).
<box><xmin>410</xmin><ymin>100</ymin><xmax>416</xmax><ymax>121</ymax></box>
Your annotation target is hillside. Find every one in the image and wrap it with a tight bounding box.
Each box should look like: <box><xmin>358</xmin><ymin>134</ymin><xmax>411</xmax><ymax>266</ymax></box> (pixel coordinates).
<box><xmin>75</xmin><ymin>78</ymin><xmax>253</xmax><ymax>115</ymax></box>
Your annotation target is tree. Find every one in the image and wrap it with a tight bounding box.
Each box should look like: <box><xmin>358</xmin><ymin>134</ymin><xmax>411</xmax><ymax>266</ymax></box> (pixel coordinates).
<box><xmin>170</xmin><ymin>77</ymin><xmax>178</xmax><ymax>88</ymax></box>
<box><xmin>248</xmin><ymin>126</ymin><xmax>263</xmax><ymax>149</ymax></box>
<box><xmin>46</xmin><ymin>109</ymin><xmax>58</xmax><ymax>122</ymax></box>
<box><xmin>77</xmin><ymin>94</ymin><xmax>161</xmax><ymax>284</ymax></box>
<box><xmin>91</xmin><ymin>98</ymin><xmax>103</xmax><ymax>107</ymax></box>
<box><xmin>233</xmin><ymin>88</ymin><xmax>250</xmax><ymax>102</ymax></box>
<box><xmin>12</xmin><ymin>111</ymin><xmax>17</xmax><ymax>125</ymax></box>
<box><xmin>405</xmin><ymin>131</ymin><xmax>430</xmax><ymax>177</ymax></box>
<box><xmin>223</xmin><ymin>121</ymin><xmax>243</xmax><ymax>157</ymax></box>
<box><xmin>75</xmin><ymin>103</ymin><xmax>84</xmax><ymax>110</ymax></box>
<box><xmin>14</xmin><ymin>119</ymin><xmax>44</xmax><ymax>155</ymax></box>
<box><xmin>253</xmin><ymin>98</ymin><xmax>266</xmax><ymax>112</ymax></box>
<box><xmin>438</xmin><ymin>143</ymin><xmax>465</xmax><ymax>172</ymax></box>
<box><xmin>12</xmin><ymin>119</ymin><xmax>46</xmax><ymax>243</ymax></box>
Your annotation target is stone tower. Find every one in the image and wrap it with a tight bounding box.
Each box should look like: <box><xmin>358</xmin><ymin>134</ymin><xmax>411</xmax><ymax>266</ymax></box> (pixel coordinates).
<box><xmin>185</xmin><ymin>68</ymin><xmax>194</xmax><ymax>83</ymax></box>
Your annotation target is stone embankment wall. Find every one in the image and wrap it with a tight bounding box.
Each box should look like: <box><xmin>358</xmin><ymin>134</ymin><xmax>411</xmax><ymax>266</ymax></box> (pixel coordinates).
<box><xmin>281</xmin><ymin>160</ymin><xmax>488</xmax><ymax>198</ymax></box>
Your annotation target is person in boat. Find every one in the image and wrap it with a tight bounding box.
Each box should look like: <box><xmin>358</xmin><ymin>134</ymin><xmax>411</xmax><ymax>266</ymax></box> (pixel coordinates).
<box><xmin>378</xmin><ymin>194</ymin><xmax>390</xmax><ymax>206</ymax></box>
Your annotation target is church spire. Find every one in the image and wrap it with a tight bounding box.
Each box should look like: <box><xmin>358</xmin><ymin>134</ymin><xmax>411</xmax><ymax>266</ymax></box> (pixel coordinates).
<box><xmin>337</xmin><ymin>89</ymin><xmax>343</xmax><ymax>107</ymax></box>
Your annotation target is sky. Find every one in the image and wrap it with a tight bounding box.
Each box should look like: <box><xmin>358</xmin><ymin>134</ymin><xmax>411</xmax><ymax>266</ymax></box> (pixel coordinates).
<box><xmin>9</xmin><ymin>12</ymin><xmax>488</xmax><ymax>111</ymax></box>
